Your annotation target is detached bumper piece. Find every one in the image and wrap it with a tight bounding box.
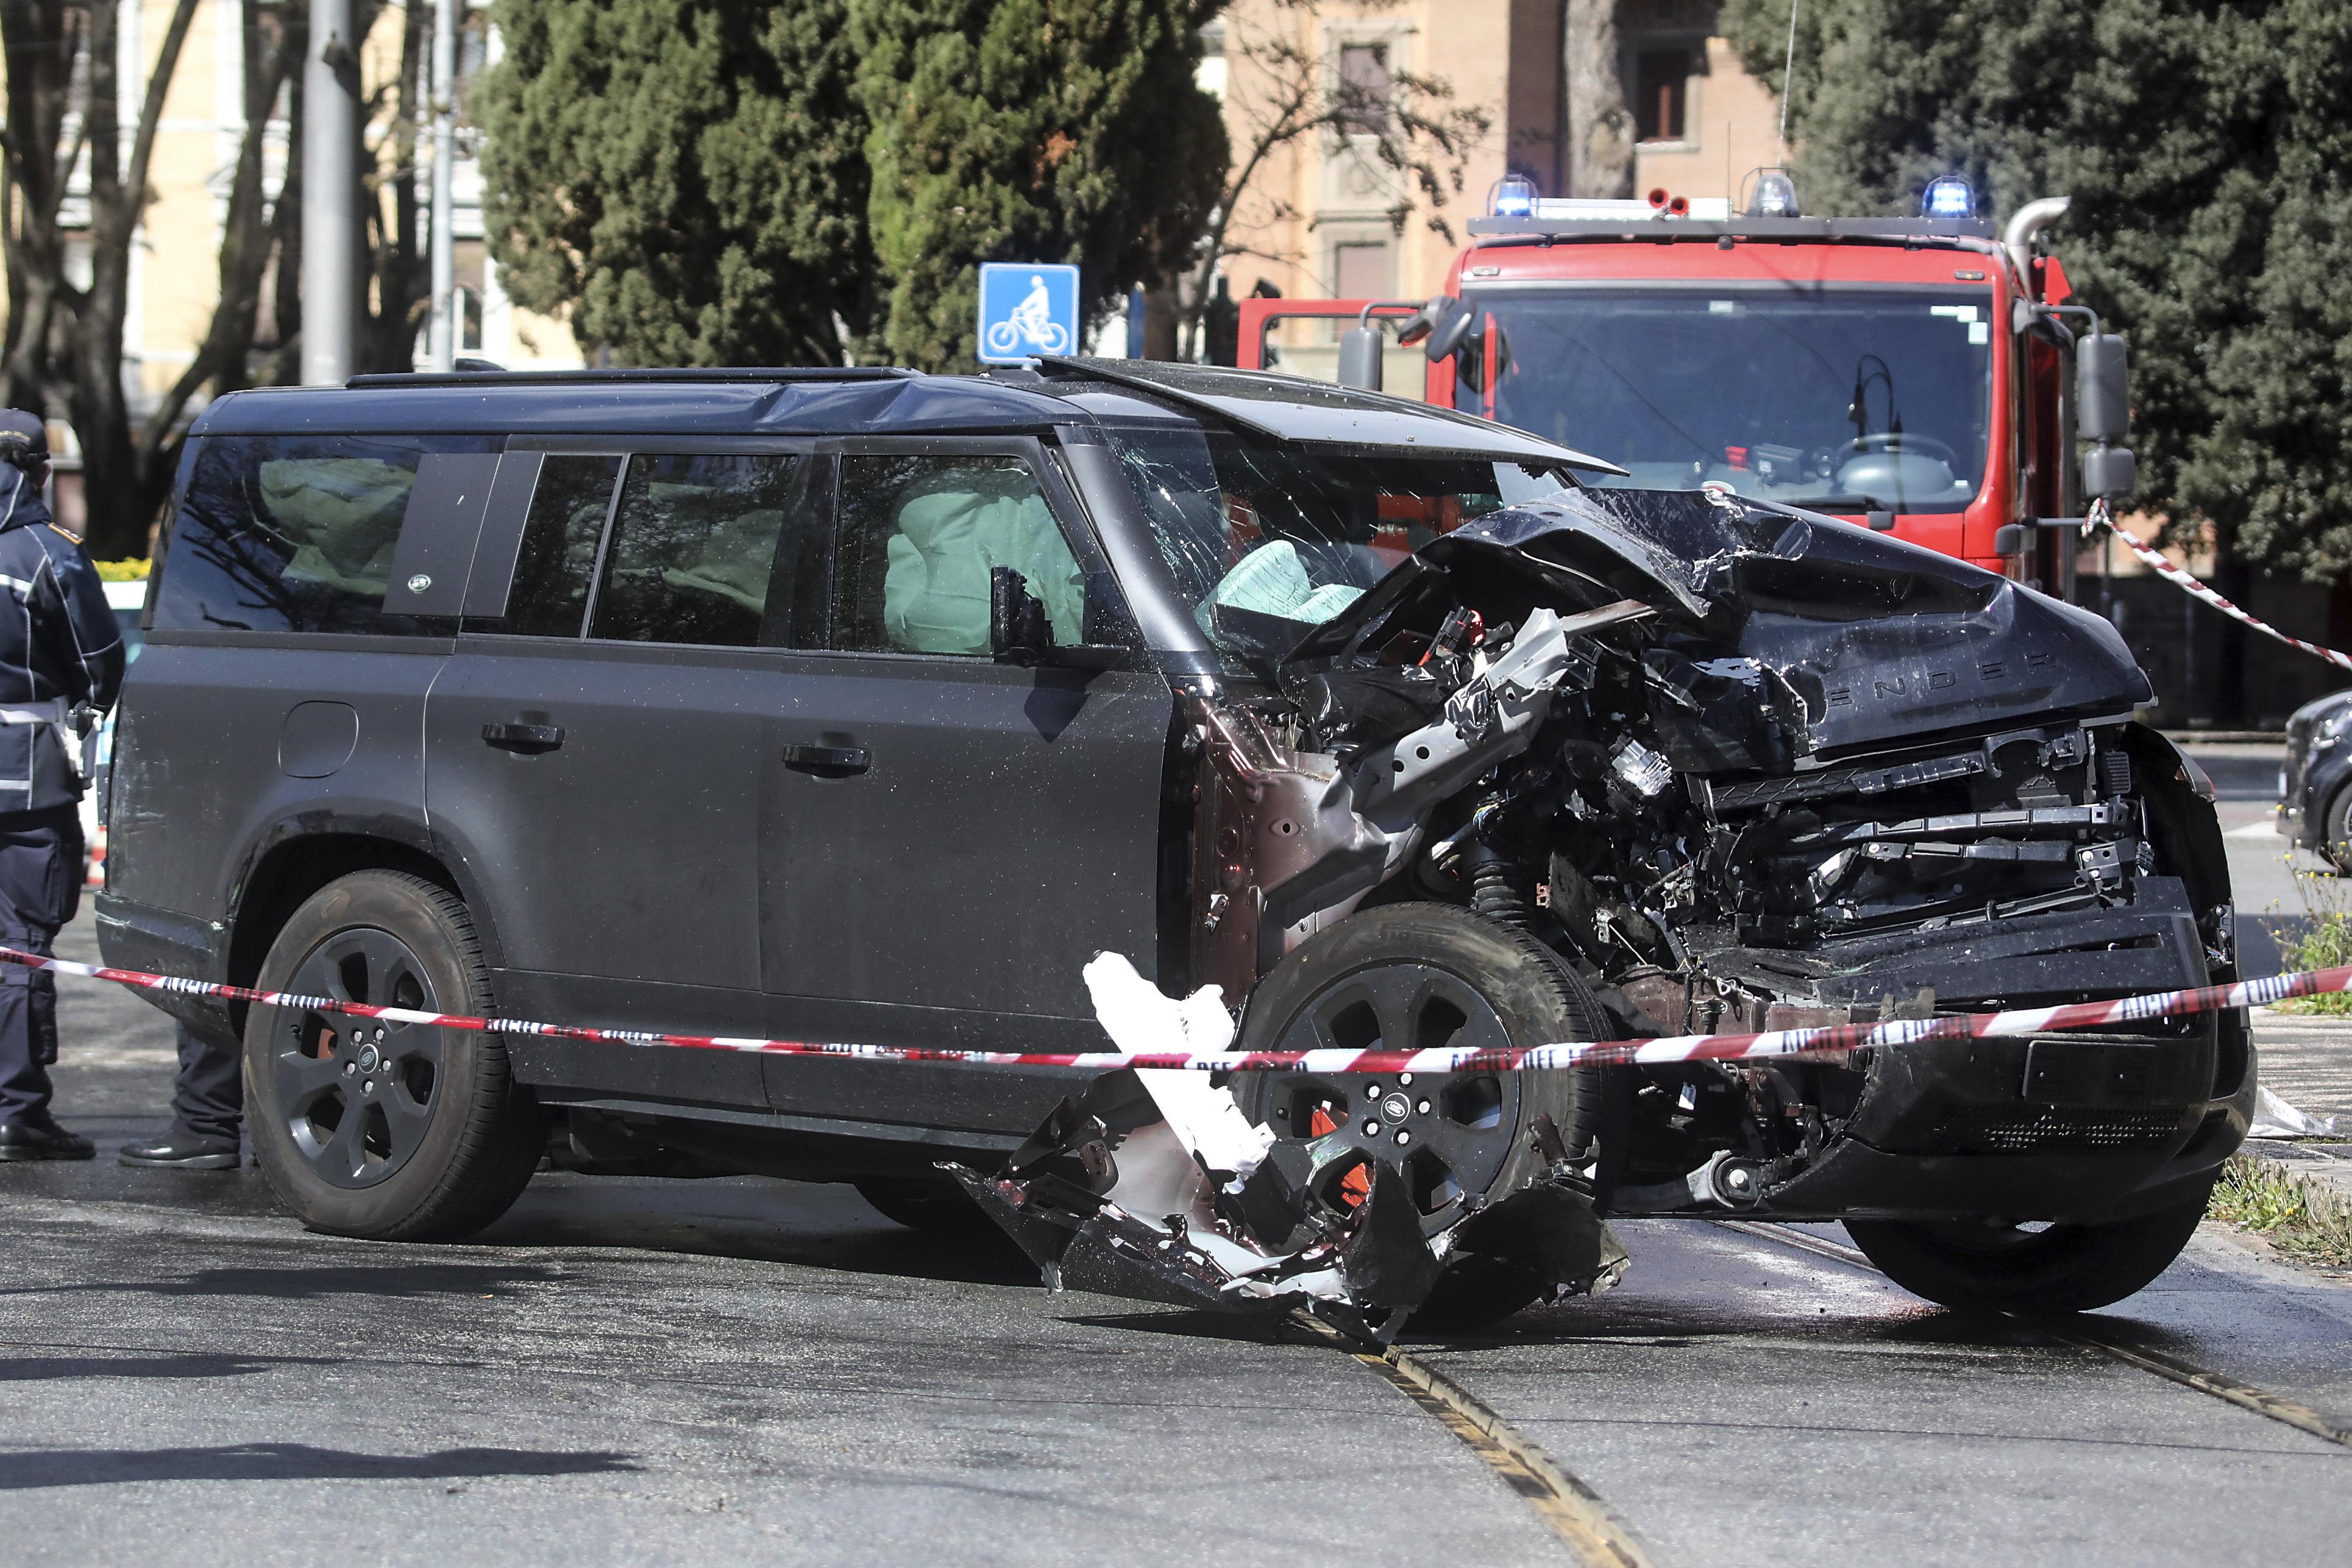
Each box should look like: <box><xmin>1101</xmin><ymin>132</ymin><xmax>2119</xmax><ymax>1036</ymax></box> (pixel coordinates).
<box><xmin>948</xmin><ymin>1068</ymin><xmax>1628</xmax><ymax>1341</ymax></box>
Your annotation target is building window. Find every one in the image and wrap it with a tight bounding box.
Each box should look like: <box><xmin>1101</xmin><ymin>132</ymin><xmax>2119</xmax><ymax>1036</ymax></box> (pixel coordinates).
<box><xmin>1337</xmin><ymin>43</ymin><xmax>1391</xmax><ymax>136</ymax></box>
<box><xmin>1334</xmin><ymin>241</ymin><xmax>1391</xmax><ymax>300</ymax></box>
<box><xmin>1635</xmin><ymin>48</ymin><xmax>1692</xmax><ymax>143</ymax></box>
<box><xmin>453</xmin><ymin>286</ymin><xmax>484</xmax><ymax>353</ymax></box>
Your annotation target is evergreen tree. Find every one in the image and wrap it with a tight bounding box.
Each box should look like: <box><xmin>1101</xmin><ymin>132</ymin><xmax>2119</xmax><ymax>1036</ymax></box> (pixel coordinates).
<box><xmin>478</xmin><ymin>0</ymin><xmax>877</xmax><ymax>365</ymax></box>
<box><xmin>850</xmin><ymin>0</ymin><xmax>1228</xmax><ymax>370</ymax></box>
<box><xmin>1721</xmin><ymin>0</ymin><xmax>2352</xmax><ymax>584</ymax></box>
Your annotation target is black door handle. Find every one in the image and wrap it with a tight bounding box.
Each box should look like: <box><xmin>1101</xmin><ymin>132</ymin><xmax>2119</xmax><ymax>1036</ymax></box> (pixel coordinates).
<box><xmin>483</xmin><ymin>722</ymin><xmax>565</xmax><ymax>754</ymax></box>
<box><xmin>783</xmin><ymin>743</ymin><xmax>869</xmax><ymax>776</ymax></box>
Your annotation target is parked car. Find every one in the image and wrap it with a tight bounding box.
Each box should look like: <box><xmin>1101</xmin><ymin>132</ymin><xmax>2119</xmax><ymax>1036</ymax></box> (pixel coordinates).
<box><xmin>2279</xmin><ymin>687</ymin><xmax>2352</xmax><ymax>870</ymax></box>
<box><xmin>99</xmin><ymin>361</ymin><xmax>2250</xmax><ymax>1320</ymax></box>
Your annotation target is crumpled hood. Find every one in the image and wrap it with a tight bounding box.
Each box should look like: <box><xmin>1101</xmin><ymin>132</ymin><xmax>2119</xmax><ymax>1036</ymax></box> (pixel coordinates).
<box><xmin>1301</xmin><ymin>486</ymin><xmax>2153</xmax><ymax>760</ymax></box>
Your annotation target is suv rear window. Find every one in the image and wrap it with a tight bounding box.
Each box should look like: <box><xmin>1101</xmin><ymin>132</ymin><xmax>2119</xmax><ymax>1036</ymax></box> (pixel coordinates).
<box><xmin>589</xmin><ymin>453</ymin><xmax>805</xmax><ymax>647</ymax></box>
<box><xmin>155</xmin><ymin>434</ymin><xmax>498</xmax><ymax>634</ymax></box>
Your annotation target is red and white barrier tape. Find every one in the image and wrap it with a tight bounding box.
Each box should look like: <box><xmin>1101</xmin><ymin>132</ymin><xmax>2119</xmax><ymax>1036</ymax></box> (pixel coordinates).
<box><xmin>2095</xmin><ymin>502</ymin><xmax>2352</xmax><ymax>675</ymax></box>
<box><xmin>0</xmin><ymin>942</ymin><xmax>2331</xmax><ymax>1076</ymax></box>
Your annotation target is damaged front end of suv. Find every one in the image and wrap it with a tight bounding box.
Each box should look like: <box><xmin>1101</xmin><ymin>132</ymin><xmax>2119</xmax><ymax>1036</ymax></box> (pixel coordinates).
<box><xmin>962</xmin><ymin>367</ymin><xmax>2251</xmax><ymax>1333</ymax></box>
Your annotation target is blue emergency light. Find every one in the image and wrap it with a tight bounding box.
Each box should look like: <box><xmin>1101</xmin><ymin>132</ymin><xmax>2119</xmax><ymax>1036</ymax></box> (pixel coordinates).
<box><xmin>1748</xmin><ymin>169</ymin><xmax>1800</xmax><ymax>218</ymax></box>
<box><xmin>1922</xmin><ymin>175</ymin><xmax>1976</xmax><ymax>219</ymax></box>
<box><xmin>1489</xmin><ymin>177</ymin><xmax>1537</xmax><ymax>218</ymax></box>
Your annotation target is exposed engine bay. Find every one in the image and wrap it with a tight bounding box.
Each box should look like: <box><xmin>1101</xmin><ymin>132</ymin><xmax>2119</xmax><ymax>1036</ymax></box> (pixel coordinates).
<box><xmin>961</xmin><ymin>486</ymin><xmax>2244</xmax><ymax>1334</ymax></box>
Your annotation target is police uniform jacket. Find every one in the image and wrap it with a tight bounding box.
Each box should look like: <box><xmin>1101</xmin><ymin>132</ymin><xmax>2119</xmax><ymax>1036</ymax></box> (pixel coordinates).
<box><xmin>0</xmin><ymin>461</ymin><xmax>124</xmax><ymax>815</ymax></box>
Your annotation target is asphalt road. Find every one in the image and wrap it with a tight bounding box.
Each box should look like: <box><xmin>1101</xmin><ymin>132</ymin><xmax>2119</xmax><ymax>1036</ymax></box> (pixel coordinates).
<box><xmin>5</xmin><ymin>910</ymin><xmax>2351</xmax><ymax>1565</ymax></box>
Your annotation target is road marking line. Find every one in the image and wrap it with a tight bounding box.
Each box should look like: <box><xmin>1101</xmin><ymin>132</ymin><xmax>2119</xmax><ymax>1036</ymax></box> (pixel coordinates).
<box><xmin>1716</xmin><ymin>1219</ymin><xmax>2352</xmax><ymax>1450</ymax></box>
<box><xmin>1289</xmin><ymin>1312</ymin><xmax>1655</xmax><ymax>1567</ymax></box>
<box><xmin>2226</xmin><ymin>821</ymin><xmax>2285</xmax><ymax>839</ymax></box>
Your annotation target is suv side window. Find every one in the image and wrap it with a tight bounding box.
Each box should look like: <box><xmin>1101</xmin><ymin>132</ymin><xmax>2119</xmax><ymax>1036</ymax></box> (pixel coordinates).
<box><xmin>499</xmin><ymin>455</ymin><xmax>622</xmax><ymax>637</ymax></box>
<box><xmin>833</xmin><ymin>452</ymin><xmax>1084</xmax><ymax>656</ymax></box>
<box><xmin>588</xmin><ymin>453</ymin><xmax>803</xmax><ymax>648</ymax></box>
<box><xmin>155</xmin><ymin>433</ymin><xmax>497</xmax><ymax>634</ymax></box>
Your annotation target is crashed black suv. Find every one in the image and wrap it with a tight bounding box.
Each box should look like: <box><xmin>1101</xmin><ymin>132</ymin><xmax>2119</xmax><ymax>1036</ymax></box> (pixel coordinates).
<box><xmin>102</xmin><ymin>360</ymin><xmax>2248</xmax><ymax>1324</ymax></box>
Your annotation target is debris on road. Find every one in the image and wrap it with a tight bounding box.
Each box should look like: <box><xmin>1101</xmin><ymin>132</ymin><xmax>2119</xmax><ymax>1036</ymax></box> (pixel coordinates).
<box><xmin>2251</xmin><ymin>1084</ymin><xmax>2344</xmax><ymax>1138</ymax></box>
<box><xmin>953</xmin><ymin>957</ymin><xmax>1625</xmax><ymax>1338</ymax></box>
<box><xmin>951</xmin><ymin>1062</ymin><xmax>1627</xmax><ymax>1340</ymax></box>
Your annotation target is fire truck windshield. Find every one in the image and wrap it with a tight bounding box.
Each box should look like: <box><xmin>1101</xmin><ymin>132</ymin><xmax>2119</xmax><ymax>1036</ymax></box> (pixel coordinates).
<box><xmin>1455</xmin><ymin>286</ymin><xmax>1995</xmax><ymax>513</ymax></box>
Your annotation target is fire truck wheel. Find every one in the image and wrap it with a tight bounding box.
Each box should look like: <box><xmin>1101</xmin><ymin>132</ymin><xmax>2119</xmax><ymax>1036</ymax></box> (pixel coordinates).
<box><xmin>243</xmin><ymin>871</ymin><xmax>543</xmax><ymax>1241</ymax></box>
<box><xmin>1844</xmin><ymin>1193</ymin><xmax>2210</xmax><ymax>1314</ymax></box>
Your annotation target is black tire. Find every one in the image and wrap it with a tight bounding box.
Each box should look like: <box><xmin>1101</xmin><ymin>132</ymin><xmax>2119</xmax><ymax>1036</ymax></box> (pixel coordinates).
<box><xmin>2324</xmin><ymin>782</ymin><xmax>2352</xmax><ymax>874</ymax></box>
<box><xmin>1844</xmin><ymin>1194</ymin><xmax>2210</xmax><ymax>1314</ymax></box>
<box><xmin>243</xmin><ymin>870</ymin><xmax>542</xmax><ymax>1241</ymax></box>
<box><xmin>855</xmin><ymin>1175</ymin><xmax>987</xmax><ymax>1236</ymax></box>
<box><xmin>1231</xmin><ymin>903</ymin><xmax>1608</xmax><ymax>1329</ymax></box>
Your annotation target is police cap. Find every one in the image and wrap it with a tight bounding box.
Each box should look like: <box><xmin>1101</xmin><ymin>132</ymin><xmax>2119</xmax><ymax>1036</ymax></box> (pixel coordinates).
<box><xmin>0</xmin><ymin>410</ymin><xmax>48</xmax><ymax>467</ymax></box>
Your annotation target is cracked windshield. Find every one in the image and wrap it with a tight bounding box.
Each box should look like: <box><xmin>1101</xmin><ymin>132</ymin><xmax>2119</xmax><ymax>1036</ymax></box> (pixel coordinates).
<box><xmin>1457</xmin><ymin>288</ymin><xmax>1995</xmax><ymax>513</ymax></box>
<box><xmin>1101</xmin><ymin>422</ymin><xmax>1566</xmax><ymax>665</ymax></box>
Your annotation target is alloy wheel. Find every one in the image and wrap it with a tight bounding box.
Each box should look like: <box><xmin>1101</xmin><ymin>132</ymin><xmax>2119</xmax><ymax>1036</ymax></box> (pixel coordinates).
<box><xmin>269</xmin><ymin>927</ymin><xmax>446</xmax><ymax>1190</ymax></box>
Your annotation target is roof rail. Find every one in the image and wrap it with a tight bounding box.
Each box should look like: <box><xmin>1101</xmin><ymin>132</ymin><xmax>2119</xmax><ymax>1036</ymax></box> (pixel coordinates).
<box><xmin>344</xmin><ymin>366</ymin><xmax>919</xmax><ymax>389</ymax></box>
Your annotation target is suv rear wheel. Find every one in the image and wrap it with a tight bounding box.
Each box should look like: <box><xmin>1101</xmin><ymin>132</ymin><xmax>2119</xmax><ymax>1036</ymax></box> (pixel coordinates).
<box><xmin>244</xmin><ymin>870</ymin><xmax>542</xmax><ymax>1240</ymax></box>
<box><xmin>1844</xmin><ymin>1194</ymin><xmax>2210</xmax><ymax>1314</ymax></box>
<box><xmin>1230</xmin><ymin>903</ymin><xmax>1608</xmax><ymax>1327</ymax></box>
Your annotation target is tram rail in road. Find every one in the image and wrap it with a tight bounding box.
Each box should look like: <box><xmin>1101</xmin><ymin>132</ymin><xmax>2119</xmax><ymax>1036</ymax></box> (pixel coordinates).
<box><xmin>1717</xmin><ymin>1218</ymin><xmax>2352</xmax><ymax>1449</ymax></box>
<box><xmin>1299</xmin><ymin>1213</ymin><xmax>2352</xmax><ymax>1567</ymax></box>
<box><xmin>1291</xmin><ymin>1310</ymin><xmax>1654</xmax><ymax>1567</ymax></box>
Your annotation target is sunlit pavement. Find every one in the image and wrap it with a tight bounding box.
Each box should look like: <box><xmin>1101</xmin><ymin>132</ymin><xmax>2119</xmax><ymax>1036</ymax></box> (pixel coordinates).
<box><xmin>2</xmin><ymin>907</ymin><xmax>2349</xmax><ymax>1565</ymax></box>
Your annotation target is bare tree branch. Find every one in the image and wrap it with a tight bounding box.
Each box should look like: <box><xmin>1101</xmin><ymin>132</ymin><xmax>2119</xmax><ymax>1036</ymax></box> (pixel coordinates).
<box><xmin>1181</xmin><ymin>2</ymin><xmax>1488</xmax><ymax>355</ymax></box>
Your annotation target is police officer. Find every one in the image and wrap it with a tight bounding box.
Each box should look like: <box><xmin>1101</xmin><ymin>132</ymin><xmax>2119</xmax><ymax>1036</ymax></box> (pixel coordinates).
<box><xmin>119</xmin><ymin>1031</ymin><xmax>241</xmax><ymax>1165</ymax></box>
<box><xmin>0</xmin><ymin>411</ymin><xmax>125</xmax><ymax>1162</ymax></box>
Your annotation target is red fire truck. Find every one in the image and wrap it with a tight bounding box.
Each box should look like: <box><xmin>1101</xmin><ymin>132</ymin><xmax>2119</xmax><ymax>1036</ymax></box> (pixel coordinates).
<box><xmin>1238</xmin><ymin>172</ymin><xmax>2136</xmax><ymax>600</ymax></box>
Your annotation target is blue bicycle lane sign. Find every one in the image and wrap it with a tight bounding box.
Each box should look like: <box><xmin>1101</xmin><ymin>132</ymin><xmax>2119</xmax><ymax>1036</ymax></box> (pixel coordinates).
<box><xmin>977</xmin><ymin>263</ymin><xmax>1080</xmax><ymax>363</ymax></box>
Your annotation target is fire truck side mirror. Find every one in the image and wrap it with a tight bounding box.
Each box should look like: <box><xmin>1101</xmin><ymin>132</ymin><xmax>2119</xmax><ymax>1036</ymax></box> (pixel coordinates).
<box><xmin>1337</xmin><ymin>326</ymin><xmax>1385</xmax><ymax>392</ymax></box>
<box><xmin>2077</xmin><ymin>333</ymin><xmax>2134</xmax><ymax>498</ymax></box>
<box><xmin>1422</xmin><ymin>296</ymin><xmax>1476</xmax><ymax>363</ymax></box>
<box><xmin>2084</xmin><ymin>445</ymin><xmax>2137</xmax><ymax>500</ymax></box>
<box><xmin>2077</xmin><ymin>334</ymin><xmax>2130</xmax><ymax>443</ymax></box>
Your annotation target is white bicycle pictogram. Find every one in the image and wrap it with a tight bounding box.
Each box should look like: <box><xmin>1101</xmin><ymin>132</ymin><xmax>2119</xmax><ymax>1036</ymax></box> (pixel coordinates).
<box><xmin>985</xmin><ymin>274</ymin><xmax>1072</xmax><ymax>355</ymax></box>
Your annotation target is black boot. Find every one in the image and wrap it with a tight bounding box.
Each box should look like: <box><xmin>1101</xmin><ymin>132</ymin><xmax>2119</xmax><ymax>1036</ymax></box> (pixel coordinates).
<box><xmin>118</xmin><ymin>1130</ymin><xmax>240</xmax><ymax>1169</ymax></box>
<box><xmin>0</xmin><ymin>1114</ymin><xmax>96</xmax><ymax>1161</ymax></box>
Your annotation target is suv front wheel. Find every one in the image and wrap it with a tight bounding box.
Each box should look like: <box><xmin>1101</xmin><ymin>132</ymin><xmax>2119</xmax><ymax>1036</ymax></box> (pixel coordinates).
<box><xmin>1844</xmin><ymin>1194</ymin><xmax>2211</xmax><ymax>1314</ymax></box>
<box><xmin>244</xmin><ymin>870</ymin><xmax>542</xmax><ymax>1240</ymax></box>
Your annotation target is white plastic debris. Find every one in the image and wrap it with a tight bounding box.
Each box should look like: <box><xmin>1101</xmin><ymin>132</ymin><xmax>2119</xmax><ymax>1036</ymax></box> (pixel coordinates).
<box><xmin>1082</xmin><ymin>951</ymin><xmax>1236</xmax><ymax>1057</ymax></box>
<box><xmin>2250</xmin><ymin>1084</ymin><xmax>2345</xmax><ymax>1139</ymax></box>
<box><xmin>1082</xmin><ymin>952</ymin><xmax>1271</xmax><ymax>1182</ymax></box>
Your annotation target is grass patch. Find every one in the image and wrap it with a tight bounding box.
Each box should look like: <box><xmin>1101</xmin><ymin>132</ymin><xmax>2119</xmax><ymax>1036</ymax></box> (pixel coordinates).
<box><xmin>2206</xmin><ymin>1155</ymin><xmax>2352</xmax><ymax>1268</ymax></box>
<box><xmin>2269</xmin><ymin>865</ymin><xmax>2352</xmax><ymax>1015</ymax></box>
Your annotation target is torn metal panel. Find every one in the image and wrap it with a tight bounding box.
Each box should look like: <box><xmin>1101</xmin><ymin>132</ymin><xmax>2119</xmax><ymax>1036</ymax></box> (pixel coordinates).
<box><xmin>953</xmin><ymin>1058</ymin><xmax>1627</xmax><ymax>1336</ymax></box>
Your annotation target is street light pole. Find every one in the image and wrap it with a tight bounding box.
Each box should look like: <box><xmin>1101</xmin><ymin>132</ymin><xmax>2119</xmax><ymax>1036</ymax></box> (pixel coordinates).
<box><xmin>300</xmin><ymin>0</ymin><xmax>360</xmax><ymax>385</ymax></box>
<box><xmin>427</xmin><ymin>0</ymin><xmax>457</xmax><ymax>372</ymax></box>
